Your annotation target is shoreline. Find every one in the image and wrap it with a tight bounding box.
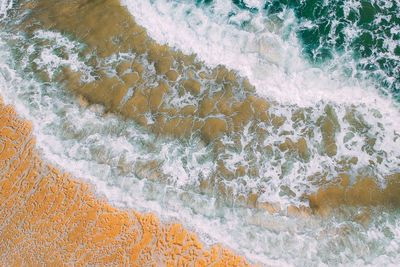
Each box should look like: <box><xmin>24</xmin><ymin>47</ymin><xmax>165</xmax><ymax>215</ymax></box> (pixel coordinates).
<box><xmin>14</xmin><ymin>0</ymin><xmax>400</xmax><ymax>215</ymax></box>
<box><xmin>0</xmin><ymin>95</ymin><xmax>250</xmax><ymax>265</ymax></box>
<box><xmin>1</xmin><ymin>0</ymin><xmax>400</xmax><ymax>265</ymax></box>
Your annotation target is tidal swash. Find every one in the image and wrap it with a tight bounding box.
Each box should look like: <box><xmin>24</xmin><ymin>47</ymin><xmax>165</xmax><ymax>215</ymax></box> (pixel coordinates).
<box><xmin>1</xmin><ymin>0</ymin><xmax>400</xmax><ymax>265</ymax></box>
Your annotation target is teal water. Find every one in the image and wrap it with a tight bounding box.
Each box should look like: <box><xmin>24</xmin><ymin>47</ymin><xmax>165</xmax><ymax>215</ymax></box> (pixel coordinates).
<box><xmin>1</xmin><ymin>0</ymin><xmax>400</xmax><ymax>265</ymax></box>
<box><xmin>199</xmin><ymin>0</ymin><xmax>400</xmax><ymax>99</ymax></box>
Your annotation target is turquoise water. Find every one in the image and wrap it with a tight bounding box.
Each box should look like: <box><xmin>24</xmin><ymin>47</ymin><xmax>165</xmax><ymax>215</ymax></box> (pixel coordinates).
<box><xmin>1</xmin><ymin>0</ymin><xmax>400</xmax><ymax>265</ymax></box>
<box><xmin>198</xmin><ymin>0</ymin><xmax>400</xmax><ymax>98</ymax></box>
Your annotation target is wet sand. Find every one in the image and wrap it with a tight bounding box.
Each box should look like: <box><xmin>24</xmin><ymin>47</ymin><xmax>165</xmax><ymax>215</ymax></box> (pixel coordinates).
<box><xmin>11</xmin><ymin>0</ymin><xmax>400</xmax><ymax>216</ymax></box>
<box><xmin>0</xmin><ymin>0</ymin><xmax>400</xmax><ymax>265</ymax></box>
<box><xmin>0</xmin><ymin>95</ymin><xmax>249</xmax><ymax>265</ymax></box>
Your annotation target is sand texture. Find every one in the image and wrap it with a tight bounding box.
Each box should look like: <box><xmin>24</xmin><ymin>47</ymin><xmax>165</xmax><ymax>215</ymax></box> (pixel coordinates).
<box><xmin>0</xmin><ymin>96</ymin><xmax>249</xmax><ymax>266</ymax></box>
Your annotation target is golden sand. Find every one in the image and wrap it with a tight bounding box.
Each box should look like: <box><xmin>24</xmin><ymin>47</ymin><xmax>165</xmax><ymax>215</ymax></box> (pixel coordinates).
<box><xmin>0</xmin><ymin>96</ymin><xmax>249</xmax><ymax>266</ymax></box>
<box><xmin>11</xmin><ymin>0</ymin><xmax>400</xmax><ymax>217</ymax></box>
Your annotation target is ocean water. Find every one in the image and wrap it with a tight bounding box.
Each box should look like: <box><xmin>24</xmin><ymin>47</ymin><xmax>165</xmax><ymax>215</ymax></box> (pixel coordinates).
<box><xmin>1</xmin><ymin>0</ymin><xmax>400</xmax><ymax>265</ymax></box>
<box><xmin>123</xmin><ymin>0</ymin><xmax>400</xmax><ymax>105</ymax></box>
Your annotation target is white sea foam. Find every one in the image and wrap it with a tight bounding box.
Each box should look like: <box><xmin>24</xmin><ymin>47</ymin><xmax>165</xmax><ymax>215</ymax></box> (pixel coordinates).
<box><xmin>120</xmin><ymin>0</ymin><xmax>400</xmax><ymax>186</ymax></box>
<box><xmin>121</xmin><ymin>0</ymin><xmax>399</xmax><ymax>109</ymax></box>
<box><xmin>242</xmin><ymin>0</ymin><xmax>265</xmax><ymax>9</ymax></box>
<box><xmin>0</xmin><ymin>0</ymin><xmax>12</xmax><ymax>19</ymax></box>
<box><xmin>1</xmin><ymin>1</ymin><xmax>400</xmax><ymax>265</ymax></box>
<box><xmin>2</xmin><ymin>2</ymin><xmax>398</xmax><ymax>205</ymax></box>
<box><xmin>1</xmin><ymin>26</ymin><xmax>400</xmax><ymax>265</ymax></box>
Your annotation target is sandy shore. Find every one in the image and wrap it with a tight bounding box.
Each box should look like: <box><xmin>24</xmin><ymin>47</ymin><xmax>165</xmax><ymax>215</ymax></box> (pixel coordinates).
<box><xmin>0</xmin><ymin>95</ymin><xmax>249</xmax><ymax>266</ymax></box>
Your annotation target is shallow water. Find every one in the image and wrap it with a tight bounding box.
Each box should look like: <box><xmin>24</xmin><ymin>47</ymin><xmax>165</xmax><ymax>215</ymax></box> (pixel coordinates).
<box><xmin>1</xmin><ymin>0</ymin><xmax>400</xmax><ymax>265</ymax></box>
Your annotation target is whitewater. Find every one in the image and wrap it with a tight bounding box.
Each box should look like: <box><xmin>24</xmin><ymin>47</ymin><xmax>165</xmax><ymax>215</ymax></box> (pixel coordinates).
<box><xmin>1</xmin><ymin>0</ymin><xmax>400</xmax><ymax>265</ymax></box>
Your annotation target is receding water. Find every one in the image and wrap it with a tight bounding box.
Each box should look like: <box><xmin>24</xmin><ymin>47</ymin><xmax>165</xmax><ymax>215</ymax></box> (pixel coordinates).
<box><xmin>1</xmin><ymin>0</ymin><xmax>400</xmax><ymax>265</ymax></box>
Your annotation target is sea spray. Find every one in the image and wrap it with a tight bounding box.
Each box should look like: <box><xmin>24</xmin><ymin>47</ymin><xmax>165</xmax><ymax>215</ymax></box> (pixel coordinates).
<box><xmin>1</xmin><ymin>0</ymin><xmax>400</xmax><ymax>265</ymax></box>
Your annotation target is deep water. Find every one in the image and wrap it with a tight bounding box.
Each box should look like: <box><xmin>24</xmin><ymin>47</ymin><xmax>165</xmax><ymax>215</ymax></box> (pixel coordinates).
<box><xmin>200</xmin><ymin>0</ymin><xmax>400</xmax><ymax>99</ymax></box>
<box><xmin>1</xmin><ymin>0</ymin><xmax>400</xmax><ymax>265</ymax></box>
